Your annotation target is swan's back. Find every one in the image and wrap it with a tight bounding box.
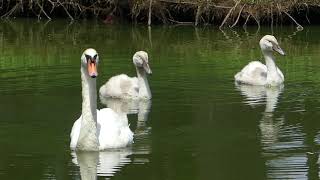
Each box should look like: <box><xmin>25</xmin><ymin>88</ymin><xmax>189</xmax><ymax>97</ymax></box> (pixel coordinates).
<box><xmin>97</xmin><ymin>108</ymin><xmax>133</xmax><ymax>150</ymax></box>
<box><xmin>100</xmin><ymin>74</ymin><xmax>139</xmax><ymax>99</ymax></box>
<box><xmin>235</xmin><ymin>61</ymin><xmax>267</xmax><ymax>86</ymax></box>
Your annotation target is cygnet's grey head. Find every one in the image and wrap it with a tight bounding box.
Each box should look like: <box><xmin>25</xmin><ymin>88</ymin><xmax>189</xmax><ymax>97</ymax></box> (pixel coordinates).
<box><xmin>259</xmin><ymin>35</ymin><xmax>285</xmax><ymax>56</ymax></box>
<box><xmin>81</xmin><ymin>48</ymin><xmax>99</xmax><ymax>78</ymax></box>
<box><xmin>133</xmin><ymin>51</ymin><xmax>152</xmax><ymax>74</ymax></box>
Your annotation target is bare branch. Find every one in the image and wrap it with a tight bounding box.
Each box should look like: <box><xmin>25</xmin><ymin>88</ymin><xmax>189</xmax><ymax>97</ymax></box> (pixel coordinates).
<box><xmin>148</xmin><ymin>0</ymin><xmax>152</xmax><ymax>26</ymax></box>
<box><xmin>195</xmin><ymin>4</ymin><xmax>202</xmax><ymax>26</ymax></box>
<box><xmin>231</xmin><ymin>4</ymin><xmax>245</xmax><ymax>28</ymax></box>
<box><xmin>36</xmin><ymin>1</ymin><xmax>52</xmax><ymax>20</ymax></box>
<box><xmin>243</xmin><ymin>14</ymin><xmax>250</xmax><ymax>28</ymax></box>
<box><xmin>283</xmin><ymin>11</ymin><xmax>303</xmax><ymax>30</ymax></box>
<box><xmin>220</xmin><ymin>0</ymin><xmax>241</xmax><ymax>29</ymax></box>
<box><xmin>57</xmin><ymin>0</ymin><xmax>74</xmax><ymax>21</ymax></box>
<box><xmin>1</xmin><ymin>2</ymin><xmax>21</xmax><ymax>19</ymax></box>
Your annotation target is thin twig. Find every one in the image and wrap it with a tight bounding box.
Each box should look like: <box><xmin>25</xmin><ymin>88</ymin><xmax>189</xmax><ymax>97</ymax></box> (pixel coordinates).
<box><xmin>271</xmin><ymin>6</ymin><xmax>274</xmax><ymax>34</ymax></box>
<box><xmin>148</xmin><ymin>0</ymin><xmax>152</xmax><ymax>26</ymax></box>
<box><xmin>195</xmin><ymin>4</ymin><xmax>202</xmax><ymax>26</ymax></box>
<box><xmin>243</xmin><ymin>14</ymin><xmax>250</xmax><ymax>28</ymax></box>
<box><xmin>283</xmin><ymin>11</ymin><xmax>303</xmax><ymax>30</ymax></box>
<box><xmin>47</xmin><ymin>0</ymin><xmax>56</xmax><ymax>13</ymax></box>
<box><xmin>231</xmin><ymin>4</ymin><xmax>245</xmax><ymax>28</ymax></box>
<box><xmin>168</xmin><ymin>18</ymin><xmax>193</xmax><ymax>25</ymax></box>
<box><xmin>1</xmin><ymin>2</ymin><xmax>21</xmax><ymax>19</ymax></box>
<box><xmin>57</xmin><ymin>1</ymin><xmax>74</xmax><ymax>21</ymax></box>
<box><xmin>36</xmin><ymin>1</ymin><xmax>52</xmax><ymax>20</ymax></box>
<box><xmin>219</xmin><ymin>0</ymin><xmax>241</xmax><ymax>29</ymax></box>
<box><xmin>249</xmin><ymin>12</ymin><xmax>260</xmax><ymax>28</ymax></box>
<box><xmin>303</xmin><ymin>3</ymin><xmax>310</xmax><ymax>24</ymax></box>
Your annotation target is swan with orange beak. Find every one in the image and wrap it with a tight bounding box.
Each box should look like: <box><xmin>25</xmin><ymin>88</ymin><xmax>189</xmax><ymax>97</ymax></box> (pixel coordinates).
<box><xmin>82</xmin><ymin>50</ymin><xmax>98</xmax><ymax>78</ymax></box>
<box><xmin>71</xmin><ymin>48</ymin><xmax>133</xmax><ymax>151</ymax></box>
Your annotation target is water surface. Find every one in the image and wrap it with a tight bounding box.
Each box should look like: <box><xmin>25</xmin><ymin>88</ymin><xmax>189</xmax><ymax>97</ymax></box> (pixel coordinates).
<box><xmin>0</xmin><ymin>19</ymin><xmax>320</xmax><ymax>179</ymax></box>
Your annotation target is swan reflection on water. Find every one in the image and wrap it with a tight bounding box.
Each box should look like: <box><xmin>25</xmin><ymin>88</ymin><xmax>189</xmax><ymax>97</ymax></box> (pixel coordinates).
<box><xmin>236</xmin><ymin>83</ymin><xmax>284</xmax><ymax>146</ymax></box>
<box><xmin>71</xmin><ymin>149</ymin><xmax>132</xmax><ymax>179</ymax></box>
<box><xmin>71</xmin><ymin>98</ymin><xmax>152</xmax><ymax>179</ymax></box>
<box><xmin>236</xmin><ymin>84</ymin><xmax>319</xmax><ymax>179</ymax></box>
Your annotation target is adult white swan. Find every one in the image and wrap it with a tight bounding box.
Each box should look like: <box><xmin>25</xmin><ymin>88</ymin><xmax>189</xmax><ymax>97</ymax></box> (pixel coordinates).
<box><xmin>234</xmin><ymin>35</ymin><xmax>285</xmax><ymax>86</ymax></box>
<box><xmin>99</xmin><ymin>51</ymin><xmax>152</xmax><ymax>99</ymax></box>
<box><xmin>70</xmin><ymin>48</ymin><xmax>133</xmax><ymax>151</ymax></box>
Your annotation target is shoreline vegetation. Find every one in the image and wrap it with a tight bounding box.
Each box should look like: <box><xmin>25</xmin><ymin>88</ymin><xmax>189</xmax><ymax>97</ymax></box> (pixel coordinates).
<box><xmin>0</xmin><ymin>1</ymin><xmax>320</xmax><ymax>29</ymax></box>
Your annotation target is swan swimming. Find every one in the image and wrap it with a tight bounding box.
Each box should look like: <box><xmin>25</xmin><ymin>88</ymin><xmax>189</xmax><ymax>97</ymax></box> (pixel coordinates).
<box><xmin>99</xmin><ymin>51</ymin><xmax>152</xmax><ymax>100</ymax></box>
<box><xmin>234</xmin><ymin>35</ymin><xmax>285</xmax><ymax>86</ymax></box>
<box><xmin>70</xmin><ymin>48</ymin><xmax>133</xmax><ymax>151</ymax></box>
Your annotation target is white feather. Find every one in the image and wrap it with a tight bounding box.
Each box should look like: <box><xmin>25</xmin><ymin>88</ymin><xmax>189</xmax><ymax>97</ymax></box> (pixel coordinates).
<box><xmin>100</xmin><ymin>74</ymin><xmax>139</xmax><ymax>99</ymax></box>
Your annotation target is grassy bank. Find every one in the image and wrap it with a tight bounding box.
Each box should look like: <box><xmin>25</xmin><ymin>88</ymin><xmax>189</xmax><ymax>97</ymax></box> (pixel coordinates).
<box><xmin>0</xmin><ymin>0</ymin><xmax>320</xmax><ymax>28</ymax></box>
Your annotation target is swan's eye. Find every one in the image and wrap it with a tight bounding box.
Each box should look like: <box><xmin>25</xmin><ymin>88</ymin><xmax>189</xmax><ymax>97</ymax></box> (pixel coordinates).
<box><xmin>265</xmin><ymin>41</ymin><xmax>273</xmax><ymax>48</ymax></box>
<box><xmin>93</xmin><ymin>54</ymin><xmax>97</xmax><ymax>60</ymax></box>
<box><xmin>85</xmin><ymin>54</ymin><xmax>91</xmax><ymax>62</ymax></box>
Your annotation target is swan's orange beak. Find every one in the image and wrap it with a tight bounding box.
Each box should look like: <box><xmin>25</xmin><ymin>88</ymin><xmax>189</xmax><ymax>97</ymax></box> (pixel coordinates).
<box><xmin>88</xmin><ymin>60</ymin><xmax>98</xmax><ymax>78</ymax></box>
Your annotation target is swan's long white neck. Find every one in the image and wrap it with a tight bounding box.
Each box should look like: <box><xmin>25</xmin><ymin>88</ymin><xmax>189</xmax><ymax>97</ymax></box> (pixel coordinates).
<box><xmin>76</xmin><ymin>67</ymin><xmax>99</xmax><ymax>151</ymax></box>
<box><xmin>136</xmin><ymin>67</ymin><xmax>151</xmax><ymax>99</ymax></box>
<box><xmin>263</xmin><ymin>51</ymin><xmax>281</xmax><ymax>85</ymax></box>
<box><xmin>263</xmin><ymin>52</ymin><xmax>277</xmax><ymax>74</ymax></box>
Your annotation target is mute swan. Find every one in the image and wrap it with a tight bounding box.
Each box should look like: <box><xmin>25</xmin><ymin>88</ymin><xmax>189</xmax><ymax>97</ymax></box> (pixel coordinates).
<box><xmin>235</xmin><ymin>35</ymin><xmax>285</xmax><ymax>86</ymax></box>
<box><xmin>99</xmin><ymin>51</ymin><xmax>152</xmax><ymax>100</ymax></box>
<box><xmin>70</xmin><ymin>48</ymin><xmax>133</xmax><ymax>151</ymax></box>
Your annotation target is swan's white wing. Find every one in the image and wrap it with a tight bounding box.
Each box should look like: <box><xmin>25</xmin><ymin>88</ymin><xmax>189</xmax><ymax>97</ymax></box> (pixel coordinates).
<box><xmin>97</xmin><ymin>108</ymin><xmax>133</xmax><ymax>150</ymax></box>
<box><xmin>99</xmin><ymin>74</ymin><xmax>139</xmax><ymax>99</ymax></box>
<box><xmin>70</xmin><ymin>116</ymin><xmax>82</xmax><ymax>150</ymax></box>
<box><xmin>120</xmin><ymin>76</ymin><xmax>139</xmax><ymax>97</ymax></box>
<box><xmin>235</xmin><ymin>61</ymin><xmax>267</xmax><ymax>86</ymax></box>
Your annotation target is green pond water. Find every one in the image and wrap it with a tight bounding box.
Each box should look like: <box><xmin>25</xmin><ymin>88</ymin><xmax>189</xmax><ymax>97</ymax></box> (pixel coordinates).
<box><xmin>0</xmin><ymin>19</ymin><xmax>320</xmax><ymax>180</ymax></box>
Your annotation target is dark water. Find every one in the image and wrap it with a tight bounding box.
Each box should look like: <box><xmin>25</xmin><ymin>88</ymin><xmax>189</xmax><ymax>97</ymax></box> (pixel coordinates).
<box><xmin>0</xmin><ymin>19</ymin><xmax>320</xmax><ymax>180</ymax></box>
